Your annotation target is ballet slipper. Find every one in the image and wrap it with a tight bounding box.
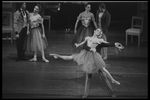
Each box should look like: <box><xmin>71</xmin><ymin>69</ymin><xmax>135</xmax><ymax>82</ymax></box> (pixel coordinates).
<box><xmin>112</xmin><ymin>80</ymin><xmax>120</xmax><ymax>85</ymax></box>
<box><xmin>49</xmin><ymin>54</ymin><xmax>55</xmax><ymax>56</ymax></box>
<box><xmin>82</xmin><ymin>94</ymin><xmax>88</xmax><ymax>99</ymax></box>
<box><xmin>42</xmin><ymin>58</ymin><xmax>49</xmax><ymax>63</ymax></box>
<box><xmin>112</xmin><ymin>94</ymin><xmax>116</xmax><ymax>97</ymax></box>
<box><xmin>49</xmin><ymin>54</ymin><xmax>59</xmax><ymax>59</ymax></box>
<box><xmin>29</xmin><ymin>58</ymin><xmax>37</xmax><ymax>62</ymax></box>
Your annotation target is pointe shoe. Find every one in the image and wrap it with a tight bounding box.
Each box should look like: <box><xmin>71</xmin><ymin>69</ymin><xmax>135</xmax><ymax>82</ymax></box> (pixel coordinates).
<box><xmin>49</xmin><ymin>54</ymin><xmax>58</xmax><ymax>59</ymax></box>
<box><xmin>112</xmin><ymin>80</ymin><xmax>120</xmax><ymax>85</ymax></box>
<box><xmin>82</xmin><ymin>95</ymin><xmax>88</xmax><ymax>99</ymax></box>
<box><xmin>112</xmin><ymin>94</ymin><xmax>116</xmax><ymax>97</ymax></box>
<box><xmin>42</xmin><ymin>58</ymin><xmax>49</xmax><ymax>63</ymax></box>
<box><xmin>49</xmin><ymin>54</ymin><xmax>55</xmax><ymax>56</ymax></box>
<box><xmin>29</xmin><ymin>58</ymin><xmax>37</xmax><ymax>62</ymax></box>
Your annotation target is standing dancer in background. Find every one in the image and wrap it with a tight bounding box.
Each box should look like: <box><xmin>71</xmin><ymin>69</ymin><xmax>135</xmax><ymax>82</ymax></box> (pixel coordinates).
<box><xmin>50</xmin><ymin>28</ymin><xmax>124</xmax><ymax>98</ymax></box>
<box><xmin>13</xmin><ymin>3</ymin><xmax>30</xmax><ymax>61</ymax></box>
<box><xmin>26</xmin><ymin>4</ymin><xmax>49</xmax><ymax>63</ymax></box>
<box><xmin>96</xmin><ymin>3</ymin><xmax>111</xmax><ymax>59</ymax></box>
<box><xmin>72</xmin><ymin>3</ymin><xmax>97</xmax><ymax>52</ymax></box>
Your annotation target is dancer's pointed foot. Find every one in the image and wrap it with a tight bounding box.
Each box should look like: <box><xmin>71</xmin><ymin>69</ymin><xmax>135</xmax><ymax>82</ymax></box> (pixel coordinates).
<box><xmin>112</xmin><ymin>80</ymin><xmax>120</xmax><ymax>85</ymax></box>
<box><xmin>29</xmin><ymin>58</ymin><xmax>37</xmax><ymax>62</ymax></box>
<box><xmin>42</xmin><ymin>58</ymin><xmax>49</xmax><ymax>63</ymax></box>
<box><xmin>82</xmin><ymin>94</ymin><xmax>88</xmax><ymax>99</ymax></box>
<box><xmin>49</xmin><ymin>54</ymin><xmax>59</xmax><ymax>59</ymax></box>
<box><xmin>102</xmin><ymin>57</ymin><xmax>107</xmax><ymax>60</ymax></box>
<box><xmin>112</xmin><ymin>94</ymin><xmax>116</xmax><ymax>97</ymax></box>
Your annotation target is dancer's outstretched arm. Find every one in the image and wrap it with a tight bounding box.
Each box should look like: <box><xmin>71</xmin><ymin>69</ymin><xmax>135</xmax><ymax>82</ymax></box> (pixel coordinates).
<box><xmin>84</xmin><ymin>42</ymin><xmax>124</xmax><ymax>52</ymax></box>
<box><xmin>98</xmin><ymin>42</ymin><xmax>124</xmax><ymax>51</ymax></box>
<box><xmin>75</xmin><ymin>37</ymin><xmax>89</xmax><ymax>48</ymax></box>
<box><xmin>99</xmin><ymin>39</ymin><xmax>109</xmax><ymax>44</ymax></box>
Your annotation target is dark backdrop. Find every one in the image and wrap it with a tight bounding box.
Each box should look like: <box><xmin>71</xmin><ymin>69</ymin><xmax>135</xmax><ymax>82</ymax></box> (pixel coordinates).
<box><xmin>16</xmin><ymin>2</ymin><xmax>138</xmax><ymax>30</ymax></box>
<box><xmin>49</xmin><ymin>2</ymin><xmax>138</xmax><ymax>30</ymax></box>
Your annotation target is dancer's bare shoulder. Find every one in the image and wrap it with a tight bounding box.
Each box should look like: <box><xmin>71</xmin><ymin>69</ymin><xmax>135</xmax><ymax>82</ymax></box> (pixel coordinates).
<box><xmin>85</xmin><ymin>36</ymin><xmax>90</xmax><ymax>40</ymax></box>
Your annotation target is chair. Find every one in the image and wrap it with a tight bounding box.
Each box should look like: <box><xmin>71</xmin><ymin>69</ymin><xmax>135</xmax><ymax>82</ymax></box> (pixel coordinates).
<box><xmin>126</xmin><ymin>16</ymin><xmax>143</xmax><ymax>47</ymax></box>
<box><xmin>2</xmin><ymin>27</ymin><xmax>14</xmax><ymax>43</ymax></box>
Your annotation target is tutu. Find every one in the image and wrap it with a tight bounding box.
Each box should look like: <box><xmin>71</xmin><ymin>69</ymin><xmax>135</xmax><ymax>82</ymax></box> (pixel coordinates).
<box><xmin>72</xmin><ymin>49</ymin><xmax>106</xmax><ymax>74</ymax></box>
<box><xmin>25</xmin><ymin>27</ymin><xmax>48</xmax><ymax>52</ymax></box>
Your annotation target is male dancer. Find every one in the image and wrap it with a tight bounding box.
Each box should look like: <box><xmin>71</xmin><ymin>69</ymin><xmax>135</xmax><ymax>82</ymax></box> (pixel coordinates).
<box><xmin>83</xmin><ymin>34</ymin><xmax>123</xmax><ymax>98</ymax></box>
<box><xmin>13</xmin><ymin>3</ymin><xmax>30</xmax><ymax>61</ymax></box>
<box><xmin>96</xmin><ymin>3</ymin><xmax>111</xmax><ymax>59</ymax></box>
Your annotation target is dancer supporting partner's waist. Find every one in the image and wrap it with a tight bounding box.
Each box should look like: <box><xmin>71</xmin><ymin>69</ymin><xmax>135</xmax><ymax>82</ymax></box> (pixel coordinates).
<box><xmin>50</xmin><ymin>28</ymin><xmax>124</xmax><ymax>98</ymax></box>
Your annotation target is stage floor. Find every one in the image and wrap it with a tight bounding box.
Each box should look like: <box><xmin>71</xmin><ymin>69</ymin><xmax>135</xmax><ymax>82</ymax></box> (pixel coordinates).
<box><xmin>2</xmin><ymin>28</ymin><xmax>148</xmax><ymax>99</ymax></box>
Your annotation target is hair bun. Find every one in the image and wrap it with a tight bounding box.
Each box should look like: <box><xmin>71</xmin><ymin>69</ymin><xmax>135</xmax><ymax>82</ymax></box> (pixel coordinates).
<box><xmin>36</xmin><ymin>4</ymin><xmax>42</xmax><ymax>12</ymax></box>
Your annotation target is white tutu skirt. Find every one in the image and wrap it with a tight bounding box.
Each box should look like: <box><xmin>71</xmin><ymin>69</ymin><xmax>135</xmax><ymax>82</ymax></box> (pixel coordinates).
<box><xmin>72</xmin><ymin>50</ymin><xmax>106</xmax><ymax>74</ymax></box>
<box><xmin>25</xmin><ymin>27</ymin><xmax>48</xmax><ymax>52</ymax></box>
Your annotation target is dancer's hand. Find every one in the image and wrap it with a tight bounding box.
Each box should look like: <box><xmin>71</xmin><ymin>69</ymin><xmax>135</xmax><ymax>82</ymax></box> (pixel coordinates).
<box><xmin>27</xmin><ymin>30</ymin><xmax>30</xmax><ymax>35</ymax></box>
<box><xmin>74</xmin><ymin>30</ymin><xmax>77</xmax><ymax>34</ymax></box>
<box><xmin>16</xmin><ymin>34</ymin><xmax>19</xmax><ymax>38</ymax></box>
<box><xmin>75</xmin><ymin>43</ymin><xmax>78</xmax><ymax>48</ymax></box>
<box><xmin>115</xmin><ymin>42</ymin><xmax>124</xmax><ymax>51</ymax></box>
<box><xmin>90</xmin><ymin>48</ymin><xmax>96</xmax><ymax>53</ymax></box>
<box><xmin>42</xmin><ymin>34</ymin><xmax>45</xmax><ymax>38</ymax></box>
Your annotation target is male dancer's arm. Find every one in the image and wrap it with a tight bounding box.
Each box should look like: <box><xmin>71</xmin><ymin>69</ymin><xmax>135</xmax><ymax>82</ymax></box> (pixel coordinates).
<box><xmin>96</xmin><ymin>10</ymin><xmax>100</xmax><ymax>28</ymax></box>
<box><xmin>83</xmin><ymin>42</ymin><xmax>116</xmax><ymax>51</ymax></box>
<box><xmin>96</xmin><ymin>10</ymin><xmax>98</xmax><ymax>24</ymax></box>
<box><xmin>13</xmin><ymin>11</ymin><xmax>20</xmax><ymax>37</ymax></box>
<box><xmin>103</xmin><ymin>11</ymin><xmax>111</xmax><ymax>33</ymax></box>
<box><xmin>96</xmin><ymin>42</ymin><xmax>115</xmax><ymax>52</ymax></box>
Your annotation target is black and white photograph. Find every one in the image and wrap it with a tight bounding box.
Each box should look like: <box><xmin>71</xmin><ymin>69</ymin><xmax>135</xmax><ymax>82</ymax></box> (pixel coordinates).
<box><xmin>2</xmin><ymin>1</ymin><xmax>148</xmax><ymax>99</ymax></box>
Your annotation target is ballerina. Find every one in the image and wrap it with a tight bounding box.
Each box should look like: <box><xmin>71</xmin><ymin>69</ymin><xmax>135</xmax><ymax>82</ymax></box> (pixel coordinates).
<box><xmin>50</xmin><ymin>28</ymin><xmax>124</xmax><ymax>98</ymax></box>
<box><xmin>26</xmin><ymin>4</ymin><xmax>49</xmax><ymax>63</ymax></box>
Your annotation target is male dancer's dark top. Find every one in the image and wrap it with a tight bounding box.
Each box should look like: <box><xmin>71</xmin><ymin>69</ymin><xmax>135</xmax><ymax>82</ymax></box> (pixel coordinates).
<box><xmin>13</xmin><ymin>6</ymin><xmax>29</xmax><ymax>61</ymax></box>
<box><xmin>83</xmin><ymin>42</ymin><xmax>115</xmax><ymax>52</ymax></box>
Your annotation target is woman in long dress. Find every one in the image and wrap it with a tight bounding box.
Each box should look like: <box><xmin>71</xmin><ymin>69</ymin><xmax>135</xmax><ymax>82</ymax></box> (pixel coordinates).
<box><xmin>50</xmin><ymin>28</ymin><xmax>124</xmax><ymax>98</ymax></box>
<box><xmin>26</xmin><ymin>4</ymin><xmax>49</xmax><ymax>63</ymax></box>
<box><xmin>72</xmin><ymin>3</ymin><xmax>97</xmax><ymax>52</ymax></box>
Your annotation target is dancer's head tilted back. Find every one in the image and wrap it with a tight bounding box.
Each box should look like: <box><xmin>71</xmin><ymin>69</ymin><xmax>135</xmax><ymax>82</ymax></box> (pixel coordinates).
<box><xmin>94</xmin><ymin>28</ymin><xmax>103</xmax><ymax>38</ymax></box>
<box><xmin>33</xmin><ymin>4</ymin><xmax>41</xmax><ymax>13</ymax></box>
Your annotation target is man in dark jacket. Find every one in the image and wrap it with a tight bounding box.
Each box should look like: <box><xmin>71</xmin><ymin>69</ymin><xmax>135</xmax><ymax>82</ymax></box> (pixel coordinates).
<box><xmin>13</xmin><ymin>3</ymin><xmax>30</xmax><ymax>61</ymax></box>
<box><xmin>96</xmin><ymin>3</ymin><xmax>111</xmax><ymax>59</ymax></box>
<box><xmin>83</xmin><ymin>41</ymin><xmax>123</xmax><ymax>97</ymax></box>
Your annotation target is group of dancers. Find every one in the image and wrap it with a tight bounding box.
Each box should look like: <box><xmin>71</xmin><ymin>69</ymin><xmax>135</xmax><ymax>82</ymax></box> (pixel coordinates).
<box><xmin>50</xmin><ymin>28</ymin><xmax>124</xmax><ymax>98</ymax></box>
<box><xmin>13</xmin><ymin>2</ymin><xmax>124</xmax><ymax>98</ymax></box>
<box><xmin>14</xmin><ymin>3</ymin><xmax>49</xmax><ymax>62</ymax></box>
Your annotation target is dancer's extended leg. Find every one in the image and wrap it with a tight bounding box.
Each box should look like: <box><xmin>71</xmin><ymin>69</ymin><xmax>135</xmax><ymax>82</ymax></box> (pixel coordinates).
<box><xmin>82</xmin><ymin>73</ymin><xmax>92</xmax><ymax>98</ymax></box>
<box><xmin>101</xmin><ymin>68</ymin><xmax>120</xmax><ymax>85</ymax></box>
<box><xmin>50</xmin><ymin>54</ymin><xmax>73</xmax><ymax>60</ymax></box>
<box><xmin>98</xmin><ymin>69</ymin><xmax>116</xmax><ymax>97</ymax></box>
